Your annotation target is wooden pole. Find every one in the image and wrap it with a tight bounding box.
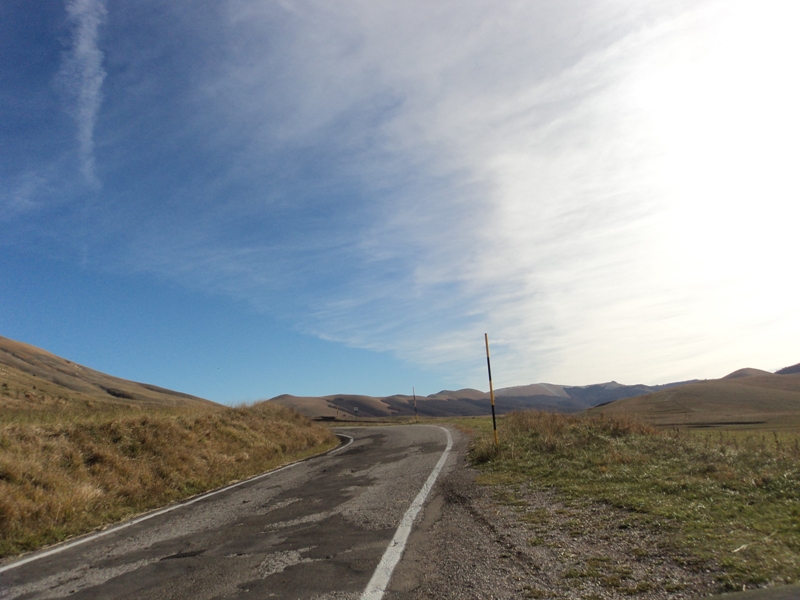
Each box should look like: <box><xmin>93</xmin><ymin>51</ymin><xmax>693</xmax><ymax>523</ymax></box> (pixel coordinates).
<box><xmin>484</xmin><ymin>333</ymin><xmax>499</xmax><ymax>446</ymax></box>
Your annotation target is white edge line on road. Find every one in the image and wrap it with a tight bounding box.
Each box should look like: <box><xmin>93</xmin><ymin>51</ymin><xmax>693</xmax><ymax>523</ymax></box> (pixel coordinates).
<box><xmin>360</xmin><ymin>426</ymin><xmax>453</xmax><ymax>600</ymax></box>
<box><xmin>0</xmin><ymin>433</ymin><xmax>354</xmax><ymax>574</ymax></box>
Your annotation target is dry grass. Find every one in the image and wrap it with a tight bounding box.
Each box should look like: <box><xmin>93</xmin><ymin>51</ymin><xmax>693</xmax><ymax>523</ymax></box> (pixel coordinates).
<box><xmin>471</xmin><ymin>411</ymin><xmax>800</xmax><ymax>592</ymax></box>
<box><xmin>0</xmin><ymin>402</ymin><xmax>337</xmax><ymax>558</ymax></box>
<box><xmin>589</xmin><ymin>374</ymin><xmax>800</xmax><ymax>429</ymax></box>
<box><xmin>0</xmin><ymin>335</ymin><xmax>217</xmax><ymax>418</ymax></box>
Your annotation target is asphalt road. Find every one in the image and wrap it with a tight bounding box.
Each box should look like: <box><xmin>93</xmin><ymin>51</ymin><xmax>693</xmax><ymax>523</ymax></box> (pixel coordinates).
<box><xmin>0</xmin><ymin>425</ymin><xmax>456</xmax><ymax>600</ymax></box>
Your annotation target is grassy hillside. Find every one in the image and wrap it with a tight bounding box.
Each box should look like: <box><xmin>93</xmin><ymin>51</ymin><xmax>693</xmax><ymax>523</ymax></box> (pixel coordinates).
<box><xmin>0</xmin><ymin>336</ymin><xmax>338</xmax><ymax>559</ymax></box>
<box><xmin>0</xmin><ymin>402</ymin><xmax>337</xmax><ymax>558</ymax></box>
<box><xmin>589</xmin><ymin>373</ymin><xmax>800</xmax><ymax>428</ymax></box>
<box><xmin>0</xmin><ymin>335</ymin><xmax>217</xmax><ymax>422</ymax></box>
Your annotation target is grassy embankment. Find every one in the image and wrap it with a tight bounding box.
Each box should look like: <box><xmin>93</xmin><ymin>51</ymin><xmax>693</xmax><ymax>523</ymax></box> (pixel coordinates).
<box><xmin>467</xmin><ymin>412</ymin><xmax>800</xmax><ymax>592</ymax></box>
<box><xmin>0</xmin><ymin>402</ymin><xmax>338</xmax><ymax>558</ymax></box>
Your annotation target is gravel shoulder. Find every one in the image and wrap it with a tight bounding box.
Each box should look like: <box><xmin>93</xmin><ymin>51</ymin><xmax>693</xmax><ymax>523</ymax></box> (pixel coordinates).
<box><xmin>389</xmin><ymin>433</ymin><xmax>723</xmax><ymax>599</ymax></box>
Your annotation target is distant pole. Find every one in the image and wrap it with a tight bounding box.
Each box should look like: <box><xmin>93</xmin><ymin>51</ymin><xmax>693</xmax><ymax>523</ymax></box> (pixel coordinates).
<box><xmin>484</xmin><ymin>333</ymin><xmax>499</xmax><ymax>446</ymax></box>
<box><xmin>413</xmin><ymin>387</ymin><xmax>417</xmax><ymax>421</ymax></box>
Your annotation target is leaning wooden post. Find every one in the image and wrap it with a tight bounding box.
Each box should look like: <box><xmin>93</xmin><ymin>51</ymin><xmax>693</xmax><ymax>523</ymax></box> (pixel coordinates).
<box><xmin>484</xmin><ymin>333</ymin><xmax>499</xmax><ymax>446</ymax></box>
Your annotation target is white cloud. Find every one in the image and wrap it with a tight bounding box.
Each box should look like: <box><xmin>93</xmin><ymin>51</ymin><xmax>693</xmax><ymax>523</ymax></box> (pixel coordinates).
<box><xmin>273</xmin><ymin>0</ymin><xmax>800</xmax><ymax>385</ymax></box>
<box><xmin>107</xmin><ymin>0</ymin><xmax>799</xmax><ymax>386</ymax></box>
<box><xmin>59</xmin><ymin>0</ymin><xmax>107</xmax><ymax>187</ymax></box>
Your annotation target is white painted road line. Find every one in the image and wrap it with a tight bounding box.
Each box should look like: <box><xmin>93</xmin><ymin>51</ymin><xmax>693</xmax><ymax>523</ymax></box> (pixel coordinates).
<box><xmin>0</xmin><ymin>434</ymin><xmax>354</xmax><ymax>574</ymax></box>
<box><xmin>360</xmin><ymin>426</ymin><xmax>454</xmax><ymax>600</ymax></box>
<box><xmin>327</xmin><ymin>433</ymin><xmax>355</xmax><ymax>455</ymax></box>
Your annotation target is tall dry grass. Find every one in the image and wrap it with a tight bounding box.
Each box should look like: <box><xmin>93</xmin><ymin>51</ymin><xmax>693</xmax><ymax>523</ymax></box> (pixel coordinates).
<box><xmin>471</xmin><ymin>410</ymin><xmax>654</xmax><ymax>463</ymax></box>
<box><xmin>0</xmin><ymin>402</ymin><xmax>336</xmax><ymax>557</ymax></box>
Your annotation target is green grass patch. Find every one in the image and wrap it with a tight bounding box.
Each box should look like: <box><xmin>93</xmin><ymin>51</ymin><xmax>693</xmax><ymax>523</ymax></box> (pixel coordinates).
<box><xmin>470</xmin><ymin>411</ymin><xmax>800</xmax><ymax>591</ymax></box>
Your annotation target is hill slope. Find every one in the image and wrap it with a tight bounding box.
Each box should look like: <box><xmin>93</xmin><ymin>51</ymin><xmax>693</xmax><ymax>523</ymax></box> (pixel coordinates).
<box><xmin>0</xmin><ymin>335</ymin><xmax>218</xmax><ymax>416</ymax></box>
<box><xmin>722</xmin><ymin>367</ymin><xmax>773</xmax><ymax>379</ymax></box>
<box><xmin>589</xmin><ymin>372</ymin><xmax>800</xmax><ymax>428</ymax></box>
<box><xmin>777</xmin><ymin>362</ymin><xmax>800</xmax><ymax>375</ymax></box>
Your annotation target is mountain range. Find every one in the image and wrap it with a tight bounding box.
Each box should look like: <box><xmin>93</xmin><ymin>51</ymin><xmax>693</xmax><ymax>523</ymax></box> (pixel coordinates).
<box><xmin>270</xmin><ymin>379</ymin><xmax>700</xmax><ymax>419</ymax></box>
<box><xmin>3</xmin><ymin>334</ymin><xmax>798</xmax><ymax>426</ymax></box>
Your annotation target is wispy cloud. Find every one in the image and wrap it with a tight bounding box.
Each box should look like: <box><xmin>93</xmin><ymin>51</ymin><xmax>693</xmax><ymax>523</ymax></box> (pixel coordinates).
<box><xmin>31</xmin><ymin>0</ymin><xmax>799</xmax><ymax>388</ymax></box>
<box><xmin>0</xmin><ymin>173</ymin><xmax>50</xmax><ymax>223</ymax></box>
<box><xmin>249</xmin><ymin>0</ymin><xmax>799</xmax><ymax>385</ymax></box>
<box><xmin>59</xmin><ymin>0</ymin><xmax>107</xmax><ymax>187</ymax></box>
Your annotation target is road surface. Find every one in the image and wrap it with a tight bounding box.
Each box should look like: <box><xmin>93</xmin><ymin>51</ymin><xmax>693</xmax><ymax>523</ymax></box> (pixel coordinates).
<box><xmin>0</xmin><ymin>425</ymin><xmax>455</xmax><ymax>600</ymax></box>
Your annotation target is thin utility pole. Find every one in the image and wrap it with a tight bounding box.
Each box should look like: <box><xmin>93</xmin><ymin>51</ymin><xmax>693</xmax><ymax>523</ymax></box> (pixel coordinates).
<box><xmin>413</xmin><ymin>387</ymin><xmax>418</xmax><ymax>421</ymax></box>
<box><xmin>484</xmin><ymin>333</ymin><xmax>499</xmax><ymax>446</ymax></box>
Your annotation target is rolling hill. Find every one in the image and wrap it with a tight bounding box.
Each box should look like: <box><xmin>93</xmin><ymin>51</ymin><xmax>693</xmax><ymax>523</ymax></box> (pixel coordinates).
<box><xmin>590</xmin><ymin>367</ymin><xmax>800</xmax><ymax>428</ymax></box>
<box><xmin>722</xmin><ymin>367</ymin><xmax>773</xmax><ymax>379</ymax></box>
<box><xmin>0</xmin><ymin>335</ymin><xmax>218</xmax><ymax>415</ymax></box>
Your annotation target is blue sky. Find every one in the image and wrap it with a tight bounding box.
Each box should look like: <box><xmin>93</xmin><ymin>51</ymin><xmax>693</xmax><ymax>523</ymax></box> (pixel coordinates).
<box><xmin>2</xmin><ymin>0</ymin><xmax>799</xmax><ymax>404</ymax></box>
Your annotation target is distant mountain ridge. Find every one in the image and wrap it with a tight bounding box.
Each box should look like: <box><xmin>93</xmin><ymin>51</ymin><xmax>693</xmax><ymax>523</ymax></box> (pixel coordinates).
<box><xmin>271</xmin><ymin>379</ymin><xmax>703</xmax><ymax>419</ymax></box>
<box><xmin>273</xmin><ymin>363</ymin><xmax>800</xmax><ymax>420</ymax></box>
<box><xmin>4</xmin><ymin>333</ymin><xmax>796</xmax><ymax>423</ymax></box>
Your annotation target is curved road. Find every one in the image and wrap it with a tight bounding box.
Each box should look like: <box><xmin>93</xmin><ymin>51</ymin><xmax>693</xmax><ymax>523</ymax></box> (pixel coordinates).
<box><xmin>0</xmin><ymin>425</ymin><xmax>456</xmax><ymax>600</ymax></box>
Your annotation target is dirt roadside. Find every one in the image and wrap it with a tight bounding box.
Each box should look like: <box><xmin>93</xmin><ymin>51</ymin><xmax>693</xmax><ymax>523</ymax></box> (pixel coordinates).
<box><xmin>389</xmin><ymin>432</ymin><xmax>726</xmax><ymax>599</ymax></box>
